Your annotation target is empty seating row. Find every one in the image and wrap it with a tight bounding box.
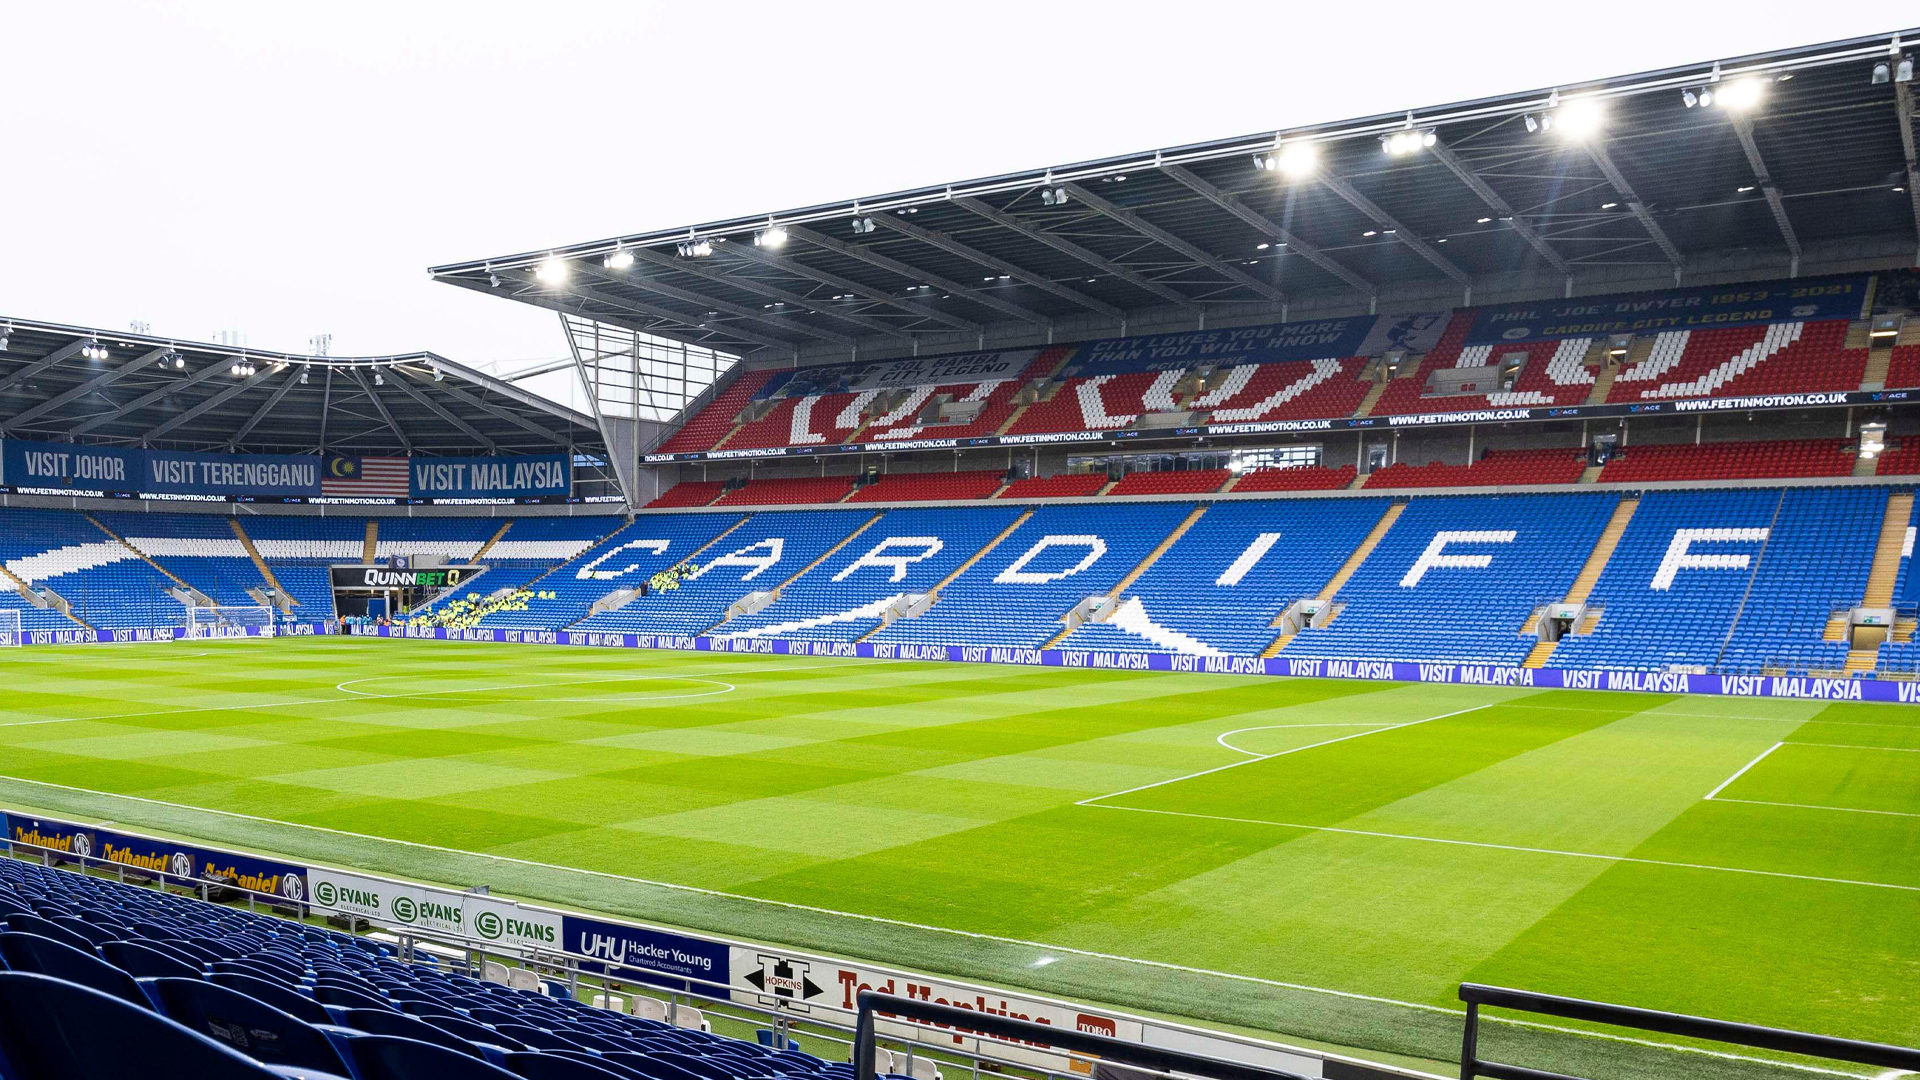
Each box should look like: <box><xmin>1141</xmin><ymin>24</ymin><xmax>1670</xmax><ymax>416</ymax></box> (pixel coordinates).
<box><xmin>1362</xmin><ymin>449</ymin><xmax>1588</xmax><ymax>489</ymax></box>
<box><xmin>1597</xmin><ymin>439</ymin><xmax>1855</xmax><ymax>483</ymax></box>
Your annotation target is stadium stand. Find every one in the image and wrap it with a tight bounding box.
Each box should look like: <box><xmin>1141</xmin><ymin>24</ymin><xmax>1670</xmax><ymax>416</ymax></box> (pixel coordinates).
<box><xmin>996</xmin><ymin>474</ymin><xmax>1109</xmax><ymax>500</ymax></box>
<box><xmin>847</xmin><ymin>470</ymin><xmax>1006</xmax><ymax>503</ymax></box>
<box><xmin>1361</xmin><ymin>449</ymin><xmax>1588</xmax><ymax>489</ymax></box>
<box><xmin>713</xmin><ymin>476</ymin><xmax>854</xmax><ymax>506</ymax></box>
<box><xmin>651</xmin><ymin>369</ymin><xmax>777</xmax><ymax>454</ymax></box>
<box><xmin>373</xmin><ymin>517</ymin><xmax>501</xmax><ymax>562</ymax></box>
<box><xmin>1283</xmin><ymin>492</ymin><xmax>1621</xmax><ymax>665</ymax></box>
<box><xmin>869</xmin><ymin>501</ymin><xmax>1197</xmax><ymax>648</ymax></box>
<box><xmin>0</xmin><ymin>508</ymin><xmax>194</xmax><ymax>629</ymax></box>
<box><xmin>1230</xmin><ymin>464</ymin><xmax>1357</xmax><ymax>492</ymax></box>
<box><xmin>1603</xmin><ymin>321</ymin><xmax>1859</xmax><ymax>402</ymax></box>
<box><xmin>714</xmin><ymin>505</ymin><xmax>1026</xmax><ymax>642</ymax></box>
<box><xmin>475</xmin><ymin>514</ymin><xmax>743</xmax><ymax>630</ymax></box>
<box><xmin>646</xmin><ymin>481</ymin><xmax>729</xmax><ymax>508</ymax></box>
<box><xmin>1105</xmin><ymin>469</ymin><xmax>1232</xmax><ymax>497</ymax></box>
<box><xmin>573</xmin><ymin>509</ymin><xmax>874</xmax><ymax>635</ymax></box>
<box><xmin>1061</xmin><ymin>498</ymin><xmax>1392</xmax><ymax>655</ymax></box>
<box><xmin>0</xmin><ymin>855</ymin><xmax>896</xmax><ymax>1080</ymax></box>
<box><xmin>93</xmin><ymin>512</ymin><xmax>270</xmax><ymax>607</ymax></box>
<box><xmin>1597</xmin><ymin>439</ymin><xmax>1855</xmax><ymax>483</ymax></box>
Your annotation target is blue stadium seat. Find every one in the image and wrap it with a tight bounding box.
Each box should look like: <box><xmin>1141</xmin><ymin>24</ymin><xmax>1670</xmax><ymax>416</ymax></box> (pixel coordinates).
<box><xmin>103</xmin><ymin>938</ymin><xmax>207</xmax><ymax>978</ymax></box>
<box><xmin>0</xmin><ymin>931</ymin><xmax>156</xmax><ymax>1009</ymax></box>
<box><xmin>148</xmin><ymin>976</ymin><xmax>356</xmax><ymax>1075</ymax></box>
<box><xmin>328</xmin><ymin>1032</ymin><xmax>521</xmax><ymax>1080</ymax></box>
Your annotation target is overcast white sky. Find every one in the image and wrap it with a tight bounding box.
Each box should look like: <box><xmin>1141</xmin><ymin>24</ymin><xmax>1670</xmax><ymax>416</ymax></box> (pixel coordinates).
<box><xmin>4</xmin><ymin>2</ymin><xmax>1913</xmax><ymax>374</ymax></box>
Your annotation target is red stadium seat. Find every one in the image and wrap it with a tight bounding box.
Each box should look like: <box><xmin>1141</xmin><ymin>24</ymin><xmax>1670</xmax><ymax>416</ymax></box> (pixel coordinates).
<box><xmin>845</xmin><ymin>470</ymin><xmax>1006</xmax><ymax>502</ymax></box>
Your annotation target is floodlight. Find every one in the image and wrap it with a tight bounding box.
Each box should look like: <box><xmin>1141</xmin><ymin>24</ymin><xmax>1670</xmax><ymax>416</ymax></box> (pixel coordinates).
<box><xmin>172</xmin><ymin>354</ymin><xmax>185</xmax><ymax>370</ymax></box>
<box><xmin>1554</xmin><ymin>98</ymin><xmax>1606</xmax><ymax>139</ymax></box>
<box><xmin>1682</xmin><ymin>89</ymin><xmax>1699</xmax><ymax>108</ymax></box>
<box><xmin>1275</xmin><ymin>141</ymin><xmax>1318</xmax><ymax>177</ymax></box>
<box><xmin>603</xmin><ymin>245</ymin><xmax>634</xmax><ymax>270</ymax></box>
<box><xmin>1899</xmin><ymin>56</ymin><xmax>1914</xmax><ymax>83</ymax></box>
<box><xmin>1040</xmin><ymin>187</ymin><xmax>1068</xmax><ymax>206</ymax></box>
<box><xmin>851</xmin><ymin>216</ymin><xmax>875</xmax><ymax>234</ymax></box>
<box><xmin>374</xmin><ymin>371</ymin><xmax>384</xmax><ymax>386</ymax></box>
<box><xmin>754</xmin><ymin>225</ymin><xmax>789</xmax><ymax>248</ymax></box>
<box><xmin>535</xmin><ymin>256</ymin><xmax>569</xmax><ymax>283</ymax></box>
<box><xmin>1718</xmin><ymin>78</ymin><xmax>1764</xmax><ymax>111</ymax></box>
<box><xmin>1873</xmin><ymin>61</ymin><xmax>1891</xmax><ymax>84</ymax></box>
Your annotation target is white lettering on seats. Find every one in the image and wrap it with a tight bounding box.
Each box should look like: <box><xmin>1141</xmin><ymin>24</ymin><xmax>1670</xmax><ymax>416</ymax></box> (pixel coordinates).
<box><xmin>1215</xmin><ymin>532</ymin><xmax>1282</xmax><ymax>586</ymax></box>
<box><xmin>832</xmin><ymin>537</ymin><xmax>945</xmax><ymax>583</ymax></box>
<box><xmin>788</xmin><ymin>396</ymin><xmax>827</xmax><ymax>444</ymax></box>
<box><xmin>1207</xmin><ymin>358</ymin><xmax>1344</xmax><ymax>422</ymax></box>
<box><xmin>692</xmin><ymin>538</ymin><xmax>786</xmax><ymax>581</ymax></box>
<box><xmin>1650</xmin><ymin>528</ymin><xmax>1770</xmax><ymax>590</ymax></box>
<box><xmin>1400</xmin><ymin>530</ymin><xmax>1518</xmax><ymax>587</ymax></box>
<box><xmin>995</xmin><ymin>535</ymin><xmax>1107</xmax><ymax>584</ymax></box>
<box><xmin>576</xmin><ymin>539</ymin><xmax>670</xmax><ymax>580</ymax></box>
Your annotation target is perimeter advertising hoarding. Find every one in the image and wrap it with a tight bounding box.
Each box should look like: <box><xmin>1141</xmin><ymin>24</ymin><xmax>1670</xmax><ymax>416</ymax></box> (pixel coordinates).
<box><xmin>0</xmin><ymin>441</ymin><xmax>571</xmax><ymax>499</ymax></box>
<box><xmin>410</xmin><ymin>455</ymin><xmax>571</xmax><ymax>499</ymax></box>
<box><xmin>307</xmin><ymin>867</ymin><xmax>561</xmax><ymax>951</ymax></box>
<box><xmin>4</xmin><ymin>812</ymin><xmax>308</xmax><ymax>903</ymax></box>
<box><xmin>561</xmin><ymin>914</ymin><xmax>731</xmax><ymax>991</ymax></box>
<box><xmin>330</xmin><ymin>565</ymin><xmax>483</xmax><ymax>590</ymax></box>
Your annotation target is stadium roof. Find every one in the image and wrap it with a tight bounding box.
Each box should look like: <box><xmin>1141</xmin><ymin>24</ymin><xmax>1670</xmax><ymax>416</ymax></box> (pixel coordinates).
<box><xmin>0</xmin><ymin>317</ymin><xmax>603</xmax><ymax>458</ymax></box>
<box><xmin>432</xmin><ymin>29</ymin><xmax>1920</xmax><ymax>365</ymax></box>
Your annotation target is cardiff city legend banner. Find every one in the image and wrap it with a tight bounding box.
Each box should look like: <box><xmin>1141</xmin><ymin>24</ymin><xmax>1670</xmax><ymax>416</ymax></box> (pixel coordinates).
<box><xmin>1464</xmin><ymin>275</ymin><xmax>1873</xmax><ymax>345</ymax></box>
<box><xmin>409</xmin><ymin>454</ymin><xmax>570</xmax><ymax>499</ymax></box>
<box><xmin>1064</xmin><ymin>311</ymin><xmax>1451</xmax><ymax>376</ymax></box>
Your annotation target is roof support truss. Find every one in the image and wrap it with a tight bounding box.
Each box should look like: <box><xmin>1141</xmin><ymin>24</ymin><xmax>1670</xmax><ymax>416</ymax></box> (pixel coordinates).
<box><xmin>0</xmin><ymin>340</ymin><xmax>90</xmax><ymax>400</ymax></box>
<box><xmin>1583</xmin><ymin>139</ymin><xmax>1686</xmax><ymax>272</ymax></box>
<box><xmin>723</xmin><ymin>241</ymin><xmax>984</xmax><ymax>334</ymax></box>
<box><xmin>345</xmin><ymin>368</ymin><xmax>412</xmax><ymax>452</ymax></box>
<box><xmin>229</xmin><ymin>362</ymin><xmax>306</xmax><ymax>448</ymax></box>
<box><xmin>505</xmin><ymin>270</ymin><xmax>796</xmax><ymax>354</ymax></box>
<box><xmin>1314</xmin><ymin>173</ymin><xmax>1475</xmax><ymax>290</ymax></box>
<box><xmin>1160</xmin><ymin>165</ymin><xmax>1377</xmax><ymax>298</ymax></box>
<box><xmin>421</xmin><ymin>377</ymin><xmax>572</xmax><ymax>445</ymax></box>
<box><xmin>1728</xmin><ymin>114</ymin><xmax>1802</xmax><ymax>267</ymax></box>
<box><xmin>143</xmin><ymin>365</ymin><xmax>286</xmax><ymax>443</ymax></box>
<box><xmin>65</xmin><ymin>355</ymin><xmax>235</xmax><ymax>439</ymax></box>
<box><xmin>625</xmin><ymin>248</ymin><xmax>915</xmax><ymax>345</ymax></box>
<box><xmin>1896</xmin><ymin>79</ymin><xmax>1920</xmax><ymax>261</ymax></box>
<box><xmin>1060</xmin><ymin>183</ymin><xmax>1290</xmax><ymax>304</ymax></box>
<box><xmin>788</xmin><ymin>226</ymin><xmax>1053</xmax><ymax>327</ymax></box>
<box><xmin>579</xmin><ymin>262</ymin><xmax>857</xmax><ymax>346</ymax></box>
<box><xmin>866</xmin><ymin>213</ymin><xmax>1123</xmax><ymax>318</ymax></box>
<box><xmin>3</xmin><ymin>346</ymin><xmax>168</xmax><ymax>433</ymax></box>
<box><xmin>1425</xmin><ymin>141</ymin><xmax>1574</xmax><ymax>278</ymax></box>
<box><xmin>386</xmin><ymin>368</ymin><xmax>498</xmax><ymax>451</ymax></box>
<box><xmin>953</xmin><ymin>197</ymin><xmax>1196</xmax><ymax>309</ymax></box>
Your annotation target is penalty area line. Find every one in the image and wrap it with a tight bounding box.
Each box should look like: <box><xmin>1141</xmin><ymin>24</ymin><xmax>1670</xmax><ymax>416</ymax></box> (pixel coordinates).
<box><xmin>0</xmin><ymin>775</ymin><xmax>1872</xmax><ymax>1078</ymax></box>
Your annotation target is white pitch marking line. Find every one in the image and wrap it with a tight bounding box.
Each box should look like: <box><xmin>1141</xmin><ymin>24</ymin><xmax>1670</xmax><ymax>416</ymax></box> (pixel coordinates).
<box><xmin>1784</xmin><ymin>741</ymin><xmax>1920</xmax><ymax>753</ymax></box>
<box><xmin>1214</xmin><ymin>723</ymin><xmax>1399</xmax><ymax>757</ymax></box>
<box><xmin>0</xmin><ymin>774</ymin><xmax>1876</xmax><ymax>1079</ymax></box>
<box><xmin>1081</xmin><ymin>803</ymin><xmax>1920</xmax><ymax>893</ymax></box>
<box><xmin>1081</xmin><ymin>704</ymin><xmax>1493</xmax><ymax>806</ymax></box>
<box><xmin>1703</xmin><ymin>742</ymin><xmax>1784</xmax><ymax>800</ymax></box>
<box><xmin>1710</xmin><ymin>797</ymin><xmax>1920</xmax><ymax>820</ymax></box>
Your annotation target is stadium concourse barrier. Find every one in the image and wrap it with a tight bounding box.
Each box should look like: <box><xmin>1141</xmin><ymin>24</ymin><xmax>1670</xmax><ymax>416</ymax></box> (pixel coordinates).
<box><xmin>336</xmin><ymin>624</ymin><xmax>1920</xmax><ymax>704</ymax></box>
<box><xmin>0</xmin><ymin>810</ymin><xmax>1403</xmax><ymax>1080</ymax></box>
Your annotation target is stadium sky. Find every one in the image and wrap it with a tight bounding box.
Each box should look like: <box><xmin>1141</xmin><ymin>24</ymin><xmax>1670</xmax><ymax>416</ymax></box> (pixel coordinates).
<box><xmin>5</xmin><ymin>2</ymin><xmax>1914</xmax><ymax>382</ymax></box>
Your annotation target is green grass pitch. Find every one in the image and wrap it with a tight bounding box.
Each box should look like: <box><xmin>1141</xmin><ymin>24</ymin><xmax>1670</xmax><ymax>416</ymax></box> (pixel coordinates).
<box><xmin>0</xmin><ymin>637</ymin><xmax>1914</xmax><ymax>1078</ymax></box>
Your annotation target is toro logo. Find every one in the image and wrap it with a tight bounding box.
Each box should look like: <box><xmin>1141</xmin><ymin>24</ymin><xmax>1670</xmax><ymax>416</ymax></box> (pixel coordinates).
<box><xmin>1076</xmin><ymin>1015</ymin><xmax>1117</xmax><ymax>1037</ymax></box>
<box><xmin>744</xmin><ymin>955</ymin><xmax>823</xmax><ymax>1001</ymax></box>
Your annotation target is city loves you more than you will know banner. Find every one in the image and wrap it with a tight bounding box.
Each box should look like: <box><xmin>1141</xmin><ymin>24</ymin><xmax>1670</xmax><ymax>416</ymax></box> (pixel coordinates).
<box><xmin>0</xmin><ymin>441</ymin><xmax>570</xmax><ymax>500</ymax></box>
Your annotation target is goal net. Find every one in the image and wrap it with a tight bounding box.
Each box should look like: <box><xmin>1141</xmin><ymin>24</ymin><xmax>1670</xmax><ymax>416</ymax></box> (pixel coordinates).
<box><xmin>0</xmin><ymin>609</ymin><xmax>19</xmax><ymax>647</ymax></box>
<box><xmin>186</xmin><ymin>605</ymin><xmax>276</xmax><ymax>639</ymax></box>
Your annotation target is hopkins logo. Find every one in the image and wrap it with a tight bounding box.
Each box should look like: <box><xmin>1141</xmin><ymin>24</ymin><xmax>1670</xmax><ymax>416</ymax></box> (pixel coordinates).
<box><xmin>744</xmin><ymin>954</ymin><xmax>823</xmax><ymax>1001</ymax></box>
<box><xmin>314</xmin><ymin>881</ymin><xmax>339</xmax><ymax>907</ymax></box>
<box><xmin>474</xmin><ymin>910</ymin><xmax>504</xmax><ymax>940</ymax></box>
<box><xmin>391</xmin><ymin>895</ymin><xmax>418</xmax><ymax>923</ymax></box>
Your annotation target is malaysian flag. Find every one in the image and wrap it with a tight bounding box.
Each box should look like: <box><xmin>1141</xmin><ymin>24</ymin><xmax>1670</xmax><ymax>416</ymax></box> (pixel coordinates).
<box><xmin>321</xmin><ymin>454</ymin><xmax>411</xmax><ymax>498</ymax></box>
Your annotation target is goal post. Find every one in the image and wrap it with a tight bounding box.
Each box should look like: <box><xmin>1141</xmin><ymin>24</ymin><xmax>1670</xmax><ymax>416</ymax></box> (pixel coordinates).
<box><xmin>0</xmin><ymin>609</ymin><xmax>20</xmax><ymax>647</ymax></box>
<box><xmin>185</xmin><ymin>605</ymin><xmax>277</xmax><ymax>639</ymax></box>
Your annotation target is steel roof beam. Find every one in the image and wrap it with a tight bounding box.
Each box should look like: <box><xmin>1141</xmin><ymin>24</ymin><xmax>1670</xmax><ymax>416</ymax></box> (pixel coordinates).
<box><xmin>345</xmin><ymin>368</ymin><xmax>412</xmax><ymax>452</ymax></box>
<box><xmin>65</xmin><ymin>355</ymin><xmax>235</xmax><ymax>439</ymax></box>
<box><xmin>723</xmin><ymin>240</ymin><xmax>984</xmax><ymax>333</ymax></box>
<box><xmin>1424</xmin><ymin>141</ymin><xmax>1574</xmax><ymax>278</ymax></box>
<box><xmin>316</xmin><ymin>367</ymin><xmax>334</xmax><ymax>450</ymax></box>
<box><xmin>230</xmin><ymin>363</ymin><xmax>307</xmax><ymax>447</ymax></box>
<box><xmin>788</xmin><ymin>225</ymin><xmax>1053</xmax><ymax>327</ymax></box>
<box><xmin>578</xmin><ymin>262</ymin><xmax>856</xmax><ymax>346</ymax></box>
<box><xmin>1160</xmin><ymin>165</ymin><xmax>1378</xmax><ymax>297</ymax></box>
<box><xmin>1728</xmin><ymin>113</ymin><xmax>1802</xmax><ymax>264</ymax></box>
<box><xmin>625</xmin><ymin>248</ymin><xmax>915</xmax><ymax>345</ymax></box>
<box><xmin>953</xmin><ymin>196</ymin><xmax>1197</xmax><ymax>308</ymax></box>
<box><xmin>386</xmin><ymin>367</ymin><xmax>498</xmax><ymax>452</ymax></box>
<box><xmin>422</xmin><ymin>378</ymin><xmax>572</xmax><ymax>445</ymax></box>
<box><xmin>142</xmin><ymin>365</ymin><xmax>286</xmax><ymax>443</ymax></box>
<box><xmin>1896</xmin><ymin>80</ymin><xmax>1920</xmax><ymax>259</ymax></box>
<box><xmin>502</xmin><ymin>271</ymin><xmax>796</xmax><ymax>353</ymax></box>
<box><xmin>1059</xmin><ymin>183</ymin><xmax>1289</xmax><ymax>304</ymax></box>
<box><xmin>1583</xmin><ymin>139</ymin><xmax>1685</xmax><ymax>271</ymax></box>
<box><xmin>865</xmin><ymin>213</ymin><xmax>1123</xmax><ymax>318</ymax></box>
<box><xmin>0</xmin><ymin>340</ymin><xmax>91</xmax><ymax>399</ymax></box>
<box><xmin>3</xmin><ymin>347</ymin><xmax>169</xmax><ymax>433</ymax></box>
<box><xmin>1314</xmin><ymin>173</ymin><xmax>1474</xmax><ymax>289</ymax></box>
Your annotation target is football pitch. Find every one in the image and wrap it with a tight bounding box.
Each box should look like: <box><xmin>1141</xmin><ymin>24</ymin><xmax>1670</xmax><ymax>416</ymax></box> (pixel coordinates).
<box><xmin>0</xmin><ymin>637</ymin><xmax>1914</xmax><ymax>1078</ymax></box>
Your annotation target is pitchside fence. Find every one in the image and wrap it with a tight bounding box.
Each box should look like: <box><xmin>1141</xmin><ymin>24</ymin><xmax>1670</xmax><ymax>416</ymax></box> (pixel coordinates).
<box><xmin>0</xmin><ymin>609</ymin><xmax>18</xmax><ymax>647</ymax></box>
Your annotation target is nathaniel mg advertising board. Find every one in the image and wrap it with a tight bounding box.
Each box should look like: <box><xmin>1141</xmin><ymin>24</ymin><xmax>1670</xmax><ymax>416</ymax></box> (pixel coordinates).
<box><xmin>307</xmin><ymin>867</ymin><xmax>561</xmax><ymax>951</ymax></box>
<box><xmin>4</xmin><ymin>813</ymin><xmax>307</xmax><ymax>903</ymax></box>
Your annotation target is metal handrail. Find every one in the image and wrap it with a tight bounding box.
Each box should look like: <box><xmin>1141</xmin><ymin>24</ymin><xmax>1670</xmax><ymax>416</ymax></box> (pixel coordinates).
<box><xmin>1457</xmin><ymin>983</ymin><xmax>1920</xmax><ymax>1080</ymax></box>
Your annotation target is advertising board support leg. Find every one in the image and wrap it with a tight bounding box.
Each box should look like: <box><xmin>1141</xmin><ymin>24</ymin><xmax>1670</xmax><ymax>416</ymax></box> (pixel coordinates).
<box><xmin>852</xmin><ymin>1002</ymin><xmax>878</xmax><ymax>1080</ymax></box>
<box><xmin>1457</xmin><ymin>1001</ymin><xmax>1479</xmax><ymax>1080</ymax></box>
